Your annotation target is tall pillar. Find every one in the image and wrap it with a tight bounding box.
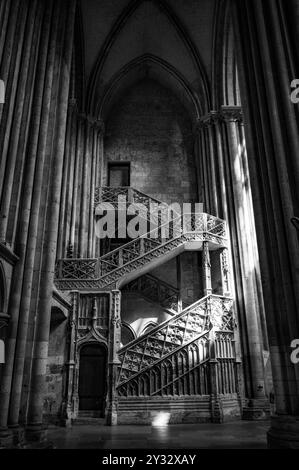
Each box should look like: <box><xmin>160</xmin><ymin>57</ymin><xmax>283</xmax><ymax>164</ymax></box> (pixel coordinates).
<box><xmin>232</xmin><ymin>0</ymin><xmax>299</xmax><ymax>447</ymax></box>
<box><xmin>64</xmin><ymin>99</ymin><xmax>78</xmax><ymax>258</ymax></box>
<box><xmin>106</xmin><ymin>290</ymin><xmax>121</xmax><ymax>426</ymax></box>
<box><xmin>206</xmin><ymin>118</ymin><xmax>220</xmax><ymax>217</ymax></box>
<box><xmin>69</xmin><ymin>114</ymin><xmax>83</xmax><ymax>257</ymax></box>
<box><xmin>195</xmin><ymin>106</ymin><xmax>269</xmax><ymax>418</ymax></box>
<box><xmin>94</xmin><ymin>120</ymin><xmax>105</xmax><ymax>258</ymax></box>
<box><xmin>0</xmin><ymin>0</ymin><xmax>38</xmax><ymax>243</ymax></box>
<box><xmin>7</xmin><ymin>1</ymin><xmax>64</xmax><ymax>430</ymax></box>
<box><xmin>0</xmin><ymin>0</ymin><xmax>55</xmax><ymax>438</ymax></box>
<box><xmin>26</xmin><ymin>0</ymin><xmax>77</xmax><ymax>441</ymax></box>
<box><xmin>220</xmin><ymin>107</ymin><xmax>269</xmax><ymax>415</ymax></box>
<box><xmin>56</xmin><ymin>99</ymin><xmax>76</xmax><ymax>260</ymax></box>
<box><xmin>78</xmin><ymin>116</ymin><xmax>91</xmax><ymax>258</ymax></box>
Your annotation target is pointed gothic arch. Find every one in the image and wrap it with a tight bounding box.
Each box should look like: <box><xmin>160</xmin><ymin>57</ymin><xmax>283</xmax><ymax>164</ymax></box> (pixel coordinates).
<box><xmin>98</xmin><ymin>54</ymin><xmax>201</xmax><ymax>121</ymax></box>
<box><xmin>86</xmin><ymin>0</ymin><xmax>210</xmax><ymax>115</ymax></box>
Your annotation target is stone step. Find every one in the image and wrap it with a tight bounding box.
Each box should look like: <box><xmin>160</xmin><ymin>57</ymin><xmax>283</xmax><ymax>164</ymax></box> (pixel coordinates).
<box><xmin>72</xmin><ymin>417</ymin><xmax>105</xmax><ymax>425</ymax></box>
<box><xmin>73</xmin><ymin>410</ymin><xmax>105</xmax><ymax>425</ymax></box>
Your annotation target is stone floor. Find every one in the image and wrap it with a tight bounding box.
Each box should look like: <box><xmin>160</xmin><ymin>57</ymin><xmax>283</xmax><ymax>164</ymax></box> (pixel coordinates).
<box><xmin>47</xmin><ymin>420</ymin><xmax>270</xmax><ymax>449</ymax></box>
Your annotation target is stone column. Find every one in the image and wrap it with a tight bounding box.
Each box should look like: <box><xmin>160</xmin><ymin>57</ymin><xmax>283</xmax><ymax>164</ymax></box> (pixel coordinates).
<box><xmin>64</xmin><ymin>99</ymin><xmax>78</xmax><ymax>258</ymax></box>
<box><xmin>69</xmin><ymin>114</ymin><xmax>83</xmax><ymax>257</ymax></box>
<box><xmin>194</xmin><ymin>122</ymin><xmax>210</xmax><ymax>213</ymax></box>
<box><xmin>0</xmin><ymin>0</ymin><xmax>55</xmax><ymax>438</ymax></box>
<box><xmin>232</xmin><ymin>0</ymin><xmax>299</xmax><ymax>447</ymax></box>
<box><xmin>89</xmin><ymin>119</ymin><xmax>104</xmax><ymax>258</ymax></box>
<box><xmin>206</xmin><ymin>117</ymin><xmax>220</xmax><ymax>217</ymax></box>
<box><xmin>78</xmin><ymin>116</ymin><xmax>91</xmax><ymax>258</ymax></box>
<box><xmin>0</xmin><ymin>0</ymin><xmax>24</xmax><ymax>190</ymax></box>
<box><xmin>0</xmin><ymin>0</ymin><xmax>38</xmax><ymax>243</ymax></box>
<box><xmin>7</xmin><ymin>1</ymin><xmax>62</xmax><ymax>430</ymax></box>
<box><xmin>106</xmin><ymin>290</ymin><xmax>121</xmax><ymax>425</ymax></box>
<box><xmin>220</xmin><ymin>107</ymin><xmax>268</xmax><ymax>414</ymax></box>
<box><xmin>56</xmin><ymin>99</ymin><xmax>76</xmax><ymax>259</ymax></box>
<box><xmin>26</xmin><ymin>0</ymin><xmax>77</xmax><ymax>441</ymax></box>
<box><xmin>94</xmin><ymin>120</ymin><xmax>105</xmax><ymax>258</ymax></box>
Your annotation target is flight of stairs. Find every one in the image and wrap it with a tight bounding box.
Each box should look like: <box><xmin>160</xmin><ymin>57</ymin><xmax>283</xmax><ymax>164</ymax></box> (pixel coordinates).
<box><xmin>55</xmin><ymin>187</ymin><xmax>227</xmax><ymax>291</ymax></box>
<box><xmin>55</xmin><ymin>187</ymin><xmax>240</xmax><ymax>424</ymax></box>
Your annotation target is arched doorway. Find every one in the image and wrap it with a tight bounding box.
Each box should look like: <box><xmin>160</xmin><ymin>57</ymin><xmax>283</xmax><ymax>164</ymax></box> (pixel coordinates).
<box><xmin>78</xmin><ymin>343</ymin><xmax>107</xmax><ymax>416</ymax></box>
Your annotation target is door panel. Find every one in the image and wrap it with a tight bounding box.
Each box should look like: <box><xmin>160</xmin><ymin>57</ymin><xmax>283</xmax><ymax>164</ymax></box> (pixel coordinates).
<box><xmin>78</xmin><ymin>344</ymin><xmax>107</xmax><ymax>415</ymax></box>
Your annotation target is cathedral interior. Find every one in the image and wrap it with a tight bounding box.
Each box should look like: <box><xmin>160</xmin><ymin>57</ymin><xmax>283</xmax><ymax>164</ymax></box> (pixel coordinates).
<box><xmin>0</xmin><ymin>0</ymin><xmax>299</xmax><ymax>449</ymax></box>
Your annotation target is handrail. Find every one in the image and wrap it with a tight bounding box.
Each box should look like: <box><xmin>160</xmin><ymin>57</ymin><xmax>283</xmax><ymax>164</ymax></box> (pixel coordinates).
<box><xmin>150</xmin><ymin>357</ymin><xmax>210</xmax><ymax>396</ymax></box>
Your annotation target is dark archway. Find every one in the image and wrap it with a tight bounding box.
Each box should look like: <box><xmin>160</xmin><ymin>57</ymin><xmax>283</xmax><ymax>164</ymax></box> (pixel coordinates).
<box><xmin>78</xmin><ymin>343</ymin><xmax>107</xmax><ymax>416</ymax></box>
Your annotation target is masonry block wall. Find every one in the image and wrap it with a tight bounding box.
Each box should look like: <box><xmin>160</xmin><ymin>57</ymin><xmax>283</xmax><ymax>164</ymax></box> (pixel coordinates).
<box><xmin>104</xmin><ymin>78</ymin><xmax>197</xmax><ymax>204</ymax></box>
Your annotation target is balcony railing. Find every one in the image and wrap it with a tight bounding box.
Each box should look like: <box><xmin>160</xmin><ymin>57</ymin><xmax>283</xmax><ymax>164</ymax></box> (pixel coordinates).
<box><xmin>55</xmin><ymin>212</ymin><xmax>227</xmax><ymax>290</ymax></box>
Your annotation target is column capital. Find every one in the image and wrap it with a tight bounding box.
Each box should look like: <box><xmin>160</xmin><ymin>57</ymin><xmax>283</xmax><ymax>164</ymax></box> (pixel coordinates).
<box><xmin>194</xmin><ymin>111</ymin><xmax>220</xmax><ymax>133</ymax></box>
<box><xmin>77</xmin><ymin>113</ymin><xmax>105</xmax><ymax>134</ymax></box>
<box><xmin>195</xmin><ymin>107</ymin><xmax>243</xmax><ymax>128</ymax></box>
<box><xmin>219</xmin><ymin>106</ymin><xmax>243</xmax><ymax>123</ymax></box>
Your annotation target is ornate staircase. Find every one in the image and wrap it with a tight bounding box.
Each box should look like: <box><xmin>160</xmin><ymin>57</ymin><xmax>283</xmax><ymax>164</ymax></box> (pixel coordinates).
<box><xmin>117</xmin><ymin>295</ymin><xmax>234</xmax><ymax>395</ymax></box>
<box><xmin>55</xmin><ymin>187</ymin><xmax>241</xmax><ymax>424</ymax></box>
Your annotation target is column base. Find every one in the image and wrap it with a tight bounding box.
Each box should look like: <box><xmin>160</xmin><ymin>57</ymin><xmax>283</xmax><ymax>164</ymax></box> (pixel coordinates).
<box><xmin>242</xmin><ymin>398</ymin><xmax>270</xmax><ymax>420</ymax></box>
<box><xmin>210</xmin><ymin>395</ymin><xmax>224</xmax><ymax>423</ymax></box>
<box><xmin>267</xmin><ymin>415</ymin><xmax>299</xmax><ymax>449</ymax></box>
<box><xmin>0</xmin><ymin>426</ymin><xmax>13</xmax><ymax>448</ymax></box>
<box><xmin>106</xmin><ymin>401</ymin><xmax>118</xmax><ymax>426</ymax></box>
<box><xmin>24</xmin><ymin>423</ymin><xmax>53</xmax><ymax>448</ymax></box>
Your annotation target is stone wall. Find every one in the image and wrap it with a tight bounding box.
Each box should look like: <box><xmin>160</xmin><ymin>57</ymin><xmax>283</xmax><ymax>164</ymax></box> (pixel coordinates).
<box><xmin>104</xmin><ymin>79</ymin><xmax>197</xmax><ymax>205</ymax></box>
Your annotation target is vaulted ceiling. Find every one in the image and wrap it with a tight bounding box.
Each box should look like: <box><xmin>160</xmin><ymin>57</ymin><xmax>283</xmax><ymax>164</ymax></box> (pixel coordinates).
<box><xmin>78</xmin><ymin>0</ymin><xmax>218</xmax><ymax>120</ymax></box>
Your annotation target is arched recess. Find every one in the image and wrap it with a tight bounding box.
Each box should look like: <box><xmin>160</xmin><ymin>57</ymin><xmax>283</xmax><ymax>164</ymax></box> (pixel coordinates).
<box><xmin>97</xmin><ymin>54</ymin><xmax>201</xmax><ymax>123</ymax></box>
<box><xmin>86</xmin><ymin>0</ymin><xmax>210</xmax><ymax>116</ymax></box>
<box><xmin>121</xmin><ymin>323</ymin><xmax>136</xmax><ymax>347</ymax></box>
<box><xmin>141</xmin><ymin>322</ymin><xmax>158</xmax><ymax>336</ymax></box>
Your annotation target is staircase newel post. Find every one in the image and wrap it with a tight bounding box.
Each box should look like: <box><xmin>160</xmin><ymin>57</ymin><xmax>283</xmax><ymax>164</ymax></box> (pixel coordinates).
<box><xmin>62</xmin><ymin>290</ymin><xmax>79</xmax><ymax>425</ymax></box>
<box><xmin>106</xmin><ymin>289</ymin><xmax>121</xmax><ymax>425</ymax></box>
<box><xmin>140</xmin><ymin>237</ymin><xmax>145</xmax><ymax>256</ymax></box>
<box><xmin>208</xmin><ymin>297</ymin><xmax>223</xmax><ymax>423</ymax></box>
<box><xmin>202</xmin><ymin>241</ymin><xmax>212</xmax><ymax>296</ymax></box>
<box><xmin>220</xmin><ymin>248</ymin><xmax>231</xmax><ymax>297</ymax></box>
